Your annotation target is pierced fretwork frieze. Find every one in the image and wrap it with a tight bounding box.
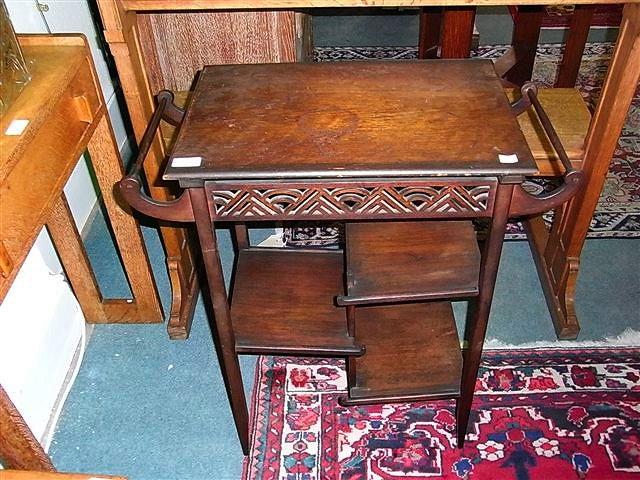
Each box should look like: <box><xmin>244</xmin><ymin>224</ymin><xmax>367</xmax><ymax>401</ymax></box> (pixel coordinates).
<box><xmin>207</xmin><ymin>180</ymin><xmax>496</xmax><ymax>220</ymax></box>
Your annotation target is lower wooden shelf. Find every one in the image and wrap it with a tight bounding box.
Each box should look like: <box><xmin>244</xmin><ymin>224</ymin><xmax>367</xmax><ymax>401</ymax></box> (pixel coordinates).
<box><xmin>231</xmin><ymin>248</ymin><xmax>363</xmax><ymax>356</ymax></box>
<box><xmin>343</xmin><ymin>301</ymin><xmax>462</xmax><ymax>405</ymax></box>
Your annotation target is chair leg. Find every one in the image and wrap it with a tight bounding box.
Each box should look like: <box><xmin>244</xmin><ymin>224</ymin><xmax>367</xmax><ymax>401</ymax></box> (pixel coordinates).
<box><xmin>418</xmin><ymin>7</ymin><xmax>443</xmax><ymax>59</ymax></box>
<box><xmin>505</xmin><ymin>6</ymin><xmax>544</xmax><ymax>86</ymax></box>
<box><xmin>441</xmin><ymin>7</ymin><xmax>477</xmax><ymax>58</ymax></box>
<box><xmin>556</xmin><ymin>5</ymin><xmax>595</xmax><ymax>87</ymax></box>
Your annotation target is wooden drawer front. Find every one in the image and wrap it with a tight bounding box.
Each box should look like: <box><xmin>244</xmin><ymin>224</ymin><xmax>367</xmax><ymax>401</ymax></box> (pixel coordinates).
<box><xmin>206</xmin><ymin>179</ymin><xmax>497</xmax><ymax>221</ymax></box>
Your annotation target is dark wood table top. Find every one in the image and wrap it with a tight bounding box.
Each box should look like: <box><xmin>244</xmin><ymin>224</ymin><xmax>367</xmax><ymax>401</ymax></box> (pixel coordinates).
<box><xmin>165</xmin><ymin>59</ymin><xmax>537</xmax><ymax>183</ymax></box>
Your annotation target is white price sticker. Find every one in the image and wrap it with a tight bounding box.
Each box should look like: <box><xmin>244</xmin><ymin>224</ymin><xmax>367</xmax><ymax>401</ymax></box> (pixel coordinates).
<box><xmin>171</xmin><ymin>156</ymin><xmax>202</xmax><ymax>168</ymax></box>
<box><xmin>498</xmin><ymin>153</ymin><xmax>519</xmax><ymax>164</ymax></box>
<box><xmin>5</xmin><ymin>119</ymin><xmax>29</xmax><ymax>136</ymax></box>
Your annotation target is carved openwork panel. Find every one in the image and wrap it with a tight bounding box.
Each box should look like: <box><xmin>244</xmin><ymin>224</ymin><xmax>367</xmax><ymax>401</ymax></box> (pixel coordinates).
<box><xmin>206</xmin><ymin>179</ymin><xmax>497</xmax><ymax>221</ymax></box>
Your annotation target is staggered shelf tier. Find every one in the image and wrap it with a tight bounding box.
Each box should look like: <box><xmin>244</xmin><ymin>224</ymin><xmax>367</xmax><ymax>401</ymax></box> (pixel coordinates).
<box><xmin>338</xmin><ymin>220</ymin><xmax>481</xmax><ymax>405</ymax></box>
<box><xmin>231</xmin><ymin>248</ymin><xmax>363</xmax><ymax>356</ymax></box>
<box><xmin>344</xmin><ymin>301</ymin><xmax>463</xmax><ymax>405</ymax></box>
<box><xmin>229</xmin><ymin>220</ymin><xmax>481</xmax><ymax>405</ymax></box>
<box><xmin>339</xmin><ymin>220</ymin><xmax>481</xmax><ymax>306</ymax></box>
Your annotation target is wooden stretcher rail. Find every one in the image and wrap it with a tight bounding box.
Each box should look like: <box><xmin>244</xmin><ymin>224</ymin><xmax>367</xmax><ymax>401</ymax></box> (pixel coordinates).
<box><xmin>122</xmin><ymin>0</ymin><xmax>639</xmax><ymax>11</ymax></box>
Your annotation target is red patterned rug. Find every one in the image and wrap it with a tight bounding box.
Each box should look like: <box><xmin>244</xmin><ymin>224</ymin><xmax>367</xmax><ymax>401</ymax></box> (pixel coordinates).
<box><xmin>243</xmin><ymin>348</ymin><xmax>640</xmax><ymax>479</ymax></box>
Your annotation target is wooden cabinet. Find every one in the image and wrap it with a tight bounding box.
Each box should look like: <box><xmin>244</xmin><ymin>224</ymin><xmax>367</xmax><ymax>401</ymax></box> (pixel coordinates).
<box><xmin>0</xmin><ymin>34</ymin><xmax>161</xmax><ymax>471</ymax></box>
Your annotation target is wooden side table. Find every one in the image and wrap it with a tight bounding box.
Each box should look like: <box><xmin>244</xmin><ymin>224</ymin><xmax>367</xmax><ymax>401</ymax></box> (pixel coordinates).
<box><xmin>0</xmin><ymin>35</ymin><xmax>162</xmax><ymax>471</ymax></box>
<box><xmin>118</xmin><ymin>60</ymin><xmax>583</xmax><ymax>453</ymax></box>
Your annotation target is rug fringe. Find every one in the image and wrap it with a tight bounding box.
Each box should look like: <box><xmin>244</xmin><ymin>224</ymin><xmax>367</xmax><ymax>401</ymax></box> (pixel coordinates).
<box><xmin>484</xmin><ymin>327</ymin><xmax>640</xmax><ymax>349</ymax></box>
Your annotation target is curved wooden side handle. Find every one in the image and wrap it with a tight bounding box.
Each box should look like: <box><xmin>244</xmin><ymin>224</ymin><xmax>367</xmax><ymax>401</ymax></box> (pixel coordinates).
<box><xmin>117</xmin><ymin>90</ymin><xmax>194</xmax><ymax>222</ymax></box>
<box><xmin>509</xmin><ymin>82</ymin><xmax>585</xmax><ymax>217</ymax></box>
<box><xmin>119</xmin><ymin>177</ymin><xmax>194</xmax><ymax>222</ymax></box>
<box><xmin>510</xmin><ymin>169</ymin><xmax>584</xmax><ymax>216</ymax></box>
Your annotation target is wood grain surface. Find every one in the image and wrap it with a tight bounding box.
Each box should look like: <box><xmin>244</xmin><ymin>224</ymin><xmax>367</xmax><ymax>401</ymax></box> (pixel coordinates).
<box><xmin>137</xmin><ymin>10</ymin><xmax>308</xmax><ymax>92</ymax></box>
<box><xmin>441</xmin><ymin>7</ymin><xmax>476</xmax><ymax>58</ymax></box>
<box><xmin>340</xmin><ymin>220</ymin><xmax>480</xmax><ymax>305</ymax></box>
<box><xmin>166</xmin><ymin>60</ymin><xmax>537</xmax><ymax>182</ymax></box>
<box><xmin>349</xmin><ymin>302</ymin><xmax>462</xmax><ymax>401</ymax></box>
<box><xmin>122</xmin><ymin>0</ymin><xmax>637</xmax><ymax>12</ymax></box>
<box><xmin>541</xmin><ymin>3</ymin><xmax>640</xmax><ymax>338</ymax></box>
<box><xmin>0</xmin><ymin>37</ymin><xmax>93</xmax><ymax>183</ymax></box>
<box><xmin>231</xmin><ymin>248</ymin><xmax>361</xmax><ymax>355</ymax></box>
<box><xmin>0</xmin><ymin>39</ymin><xmax>100</xmax><ymax>300</ymax></box>
<box><xmin>506</xmin><ymin>88</ymin><xmax>591</xmax><ymax>176</ymax></box>
<box><xmin>0</xmin><ymin>385</ymin><xmax>54</xmax><ymax>470</ymax></box>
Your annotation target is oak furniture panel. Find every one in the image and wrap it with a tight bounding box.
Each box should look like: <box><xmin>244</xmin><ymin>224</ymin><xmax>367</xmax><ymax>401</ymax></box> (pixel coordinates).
<box><xmin>0</xmin><ymin>35</ymin><xmax>161</xmax><ymax>471</ymax></box>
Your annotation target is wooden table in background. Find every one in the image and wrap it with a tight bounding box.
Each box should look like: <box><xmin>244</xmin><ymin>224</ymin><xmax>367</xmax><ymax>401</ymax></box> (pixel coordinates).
<box><xmin>0</xmin><ymin>34</ymin><xmax>162</xmax><ymax>471</ymax></box>
<box><xmin>96</xmin><ymin>0</ymin><xmax>640</xmax><ymax>340</ymax></box>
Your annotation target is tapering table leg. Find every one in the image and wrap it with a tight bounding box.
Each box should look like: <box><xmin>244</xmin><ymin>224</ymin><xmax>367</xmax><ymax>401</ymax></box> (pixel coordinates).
<box><xmin>505</xmin><ymin>6</ymin><xmax>544</xmax><ymax>86</ymax></box>
<box><xmin>457</xmin><ymin>182</ymin><xmax>515</xmax><ymax>447</ymax></box>
<box><xmin>346</xmin><ymin>305</ymin><xmax>357</xmax><ymax>387</ymax></box>
<box><xmin>418</xmin><ymin>7</ymin><xmax>443</xmax><ymax>59</ymax></box>
<box><xmin>189</xmin><ymin>188</ymin><xmax>249</xmax><ymax>455</ymax></box>
<box><xmin>233</xmin><ymin>224</ymin><xmax>250</xmax><ymax>251</ymax></box>
<box><xmin>555</xmin><ymin>5</ymin><xmax>595</xmax><ymax>87</ymax></box>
